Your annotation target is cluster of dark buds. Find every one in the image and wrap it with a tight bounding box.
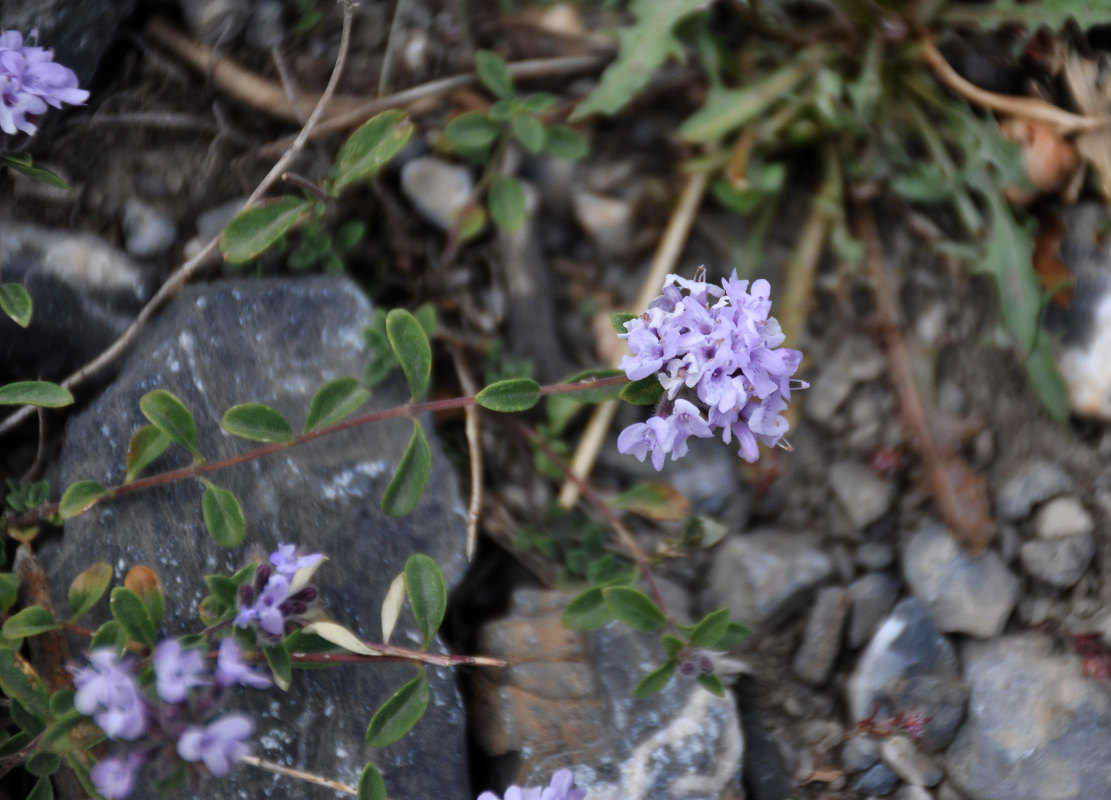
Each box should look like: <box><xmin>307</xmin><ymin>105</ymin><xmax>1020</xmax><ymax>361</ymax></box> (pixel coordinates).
<box><xmin>477</xmin><ymin>768</ymin><xmax>587</xmax><ymax>800</ymax></box>
<box><xmin>71</xmin><ymin>637</ymin><xmax>271</xmax><ymax>799</ymax></box>
<box><xmin>235</xmin><ymin>544</ymin><xmax>324</xmax><ymax>637</ymax></box>
<box><xmin>0</xmin><ymin>29</ymin><xmax>88</xmax><ymax>147</ymax></box>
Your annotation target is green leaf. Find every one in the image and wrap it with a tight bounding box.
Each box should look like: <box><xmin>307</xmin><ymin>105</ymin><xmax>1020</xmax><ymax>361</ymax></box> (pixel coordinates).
<box><xmin>221</xmin><ymin>403</ymin><xmax>295</xmax><ymax>443</ymax></box>
<box><xmin>509</xmin><ymin>113</ymin><xmax>546</xmax><ymax>153</ymax></box>
<box><xmin>49</xmin><ymin>689</ymin><xmax>75</xmax><ymax>719</ymax></box>
<box><xmin>366</xmin><ymin>669</ymin><xmax>429</xmax><ymax>746</ymax></box>
<box><xmin>475</xmin><ymin>50</ymin><xmax>514</xmax><ymax>100</ymax></box>
<box><xmin>386</xmin><ymin>308</ymin><xmax>432</xmax><ymax>401</ymax></box>
<box><xmin>26</xmin><ymin>752</ymin><xmax>59</xmax><ymax>778</ymax></box>
<box><xmin>0</xmin><ymin>648</ymin><xmax>49</xmax><ymax>719</ymax></box>
<box><xmin>611</xmin><ymin>481</ymin><xmax>690</xmax><ymax>521</ymax></box>
<box><xmin>680</xmin><ymin>61</ymin><xmax>811</xmax><ymax>143</ymax></box>
<box><xmin>619</xmin><ymin>376</ymin><xmax>664</xmax><ymax>405</ymax></box>
<box><xmin>220</xmin><ymin>197</ymin><xmax>314</xmax><ymax>264</ymax></box>
<box><xmin>110</xmin><ymin>587</ymin><xmax>157</xmax><ymax>648</ymax></box>
<box><xmin>89</xmin><ymin>620</ymin><xmax>128</xmax><ymax>652</ymax></box>
<box><xmin>265</xmin><ymin>642</ymin><xmax>293</xmax><ymax>691</ymax></box>
<box><xmin>331</xmin><ymin>110</ymin><xmax>414</xmax><ymax>195</ymax></box>
<box><xmin>944</xmin><ymin>0</ymin><xmax>1108</xmax><ymax>29</ymax></box>
<box><xmin>632</xmin><ymin>659</ymin><xmax>677</xmax><ymax>697</ymax></box>
<box><xmin>358</xmin><ymin>763</ymin><xmax>388</xmax><ymax>800</ymax></box>
<box><xmin>714</xmin><ymin>621</ymin><xmax>750</xmax><ymax>651</ymax></box>
<box><xmin>124</xmin><ymin>565</ymin><xmax>165</xmax><ymax>629</ymax></box>
<box><xmin>139</xmin><ymin>389</ymin><xmax>201</xmax><ymax>459</ymax></box>
<box><xmin>1025</xmin><ymin>335</ymin><xmax>1070</xmax><ymax>423</ymax></box>
<box><xmin>404</xmin><ymin>554</ymin><xmax>447</xmax><ymax>649</ymax></box>
<box><xmin>489</xmin><ymin>176</ymin><xmax>528</xmax><ymax>232</ymax></box>
<box><xmin>697</xmin><ymin>672</ymin><xmax>725</xmax><ymax>697</ymax></box>
<box><xmin>414</xmin><ymin>303</ymin><xmax>437</xmax><ymax>338</ymax></box>
<box><xmin>602</xmin><ymin>586</ymin><xmax>666</xmax><ymax>632</ymax></box>
<box><xmin>0</xmin><ymin>381</ymin><xmax>73</xmax><ymax>408</ymax></box>
<box><xmin>0</xmin><ymin>283</ymin><xmax>32</xmax><ymax>327</ymax></box>
<box><xmin>688</xmin><ymin>607</ymin><xmax>731</xmax><ymax>648</ymax></box>
<box><xmin>521</xmin><ymin>92</ymin><xmax>558</xmax><ymax>114</ymax></box>
<box><xmin>542</xmin><ymin>125</ymin><xmax>590</xmax><ymax>161</ymax></box>
<box><xmin>125</xmin><ymin>425</ymin><xmax>171</xmax><ymax>483</ymax></box>
<box><xmin>611</xmin><ymin>311</ymin><xmax>637</xmax><ymax>333</ymax></box>
<box><xmin>68</xmin><ymin>563</ymin><xmax>113</xmax><ymax>621</ymax></box>
<box><xmin>476</xmin><ymin>378</ymin><xmax>541</xmax><ymax>412</ymax></box>
<box><xmin>304</xmin><ymin>376</ymin><xmax>371</xmax><ymax>432</ymax></box>
<box><xmin>662</xmin><ymin>634</ymin><xmax>684</xmax><ymax>659</ymax></box>
<box><xmin>562</xmin><ymin>587</ymin><xmax>615</xmax><ymax>631</ymax></box>
<box><xmin>444</xmin><ymin>111</ymin><xmax>501</xmax><ymax>151</ymax></box>
<box><xmin>26</xmin><ymin>776</ymin><xmax>53</xmax><ymax>800</ymax></box>
<box><xmin>201</xmin><ymin>481</ymin><xmax>247</xmax><ymax>548</ymax></box>
<box><xmin>1</xmin><ymin>152</ymin><xmax>71</xmax><ymax>190</ymax></box>
<box><xmin>382</xmin><ymin>420</ymin><xmax>432</xmax><ymax>517</ymax></box>
<box><xmin>559</xmin><ymin>368</ymin><xmax>626</xmax><ymax>402</ymax></box>
<box><xmin>2</xmin><ymin>606</ymin><xmax>59</xmax><ymax>640</ymax></box>
<box><xmin>58</xmin><ymin>481</ymin><xmax>110</xmax><ymax>519</ymax></box>
<box><xmin>571</xmin><ymin>0</ymin><xmax>709</xmax><ymax>120</ymax></box>
<box><xmin>0</xmin><ymin>573</ymin><xmax>18</xmax><ymax>612</ymax></box>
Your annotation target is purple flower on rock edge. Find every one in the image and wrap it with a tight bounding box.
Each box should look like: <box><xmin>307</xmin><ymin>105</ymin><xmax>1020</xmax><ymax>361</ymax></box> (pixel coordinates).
<box><xmin>477</xmin><ymin>769</ymin><xmax>586</xmax><ymax>800</ymax></box>
<box><xmin>617</xmin><ymin>269</ymin><xmax>807</xmax><ymax>469</ymax></box>
<box><xmin>268</xmin><ymin>543</ymin><xmax>324</xmax><ymax>580</ymax></box>
<box><xmin>214</xmin><ymin>637</ymin><xmax>272</xmax><ymax>689</ymax></box>
<box><xmin>177</xmin><ymin>713</ymin><xmax>254</xmax><ymax>777</ymax></box>
<box><xmin>235</xmin><ymin>572</ymin><xmax>291</xmax><ymax>636</ymax></box>
<box><xmin>153</xmin><ymin>638</ymin><xmax>209</xmax><ymax>703</ymax></box>
<box><xmin>90</xmin><ymin>753</ymin><xmax>144</xmax><ymax>800</ymax></box>
<box><xmin>70</xmin><ymin>649</ymin><xmax>147</xmax><ymax>741</ymax></box>
<box><xmin>0</xmin><ymin>30</ymin><xmax>88</xmax><ymax>140</ymax></box>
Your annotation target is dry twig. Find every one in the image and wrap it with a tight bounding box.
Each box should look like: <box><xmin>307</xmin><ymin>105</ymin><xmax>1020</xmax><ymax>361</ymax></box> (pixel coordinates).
<box><xmin>450</xmin><ymin>344</ymin><xmax>485</xmax><ymax>561</ymax></box>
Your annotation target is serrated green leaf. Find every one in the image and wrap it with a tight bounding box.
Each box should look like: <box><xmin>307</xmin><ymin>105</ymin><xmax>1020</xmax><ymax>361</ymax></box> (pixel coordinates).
<box><xmin>697</xmin><ymin>672</ymin><xmax>725</xmax><ymax>696</ymax></box>
<box><xmin>221</xmin><ymin>403</ymin><xmax>295</xmax><ymax>443</ymax></box>
<box><xmin>571</xmin><ymin>0</ymin><xmax>709</xmax><ymax>120</ymax></box>
<box><xmin>219</xmin><ymin>197</ymin><xmax>314</xmax><ymax>263</ymax></box>
<box><xmin>0</xmin><ymin>381</ymin><xmax>73</xmax><ymax>408</ymax></box>
<box><xmin>386</xmin><ymin>309</ymin><xmax>432</xmax><ymax>401</ymax></box>
<box><xmin>110</xmin><ymin>587</ymin><xmax>157</xmax><ymax>648</ymax></box>
<box><xmin>489</xmin><ymin>176</ymin><xmax>528</xmax><ymax>232</ymax></box>
<box><xmin>58</xmin><ymin>481</ymin><xmax>110</xmax><ymax>520</ymax></box>
<box><xmin>0</xmin><ymin>573</ymin><xmax>18</xmax><ymax>612</ymax></box>
<box><xmin>0</xmin><ymin>283</ymin><xmax>32</xmax><ymax>327</ymax></box>
<box><xmin>68</xmin><ymin>563</ymin><xmax>113</xmax><ymax>622</ymax></box>
<box><xmin>125</xmin><ymin>425</ymin><xmax>171</xmax><ymax>483</ymax></box>
<box><xmin>943</xmin><ymin>0</ymin><xmax>1107</xmax><ymax>29</ymax></box>
<box><xmin>382</xmin><ymin>420</ymin><xmax>432</xmax><ymax>517</ymax></box>
<box><xmin>304</xmin><ymin>376</ymin><xmax>371</xmax><ymax>432</ymax></box>
<box><xmin>405</xmin><ymin>554</ymin><xmax>446</xmax><ymax>649</ymax></box>
<box><xmin>559</xmin><ymin>368</ymin><xmax>626</xmax><ymax>402</ymax></box>
<box><xmin>265</xmin><ymin>642</ymin><xmax>292</xmax><ymax>691</ymax></box>
<box><xmin>680</xmin><ymin>61</ymin><xmax>811</xmax><ymax>143</ymax></box>
<box><xmin>444</xmin><ymin>111</ymin><xmax>501</xmax><ymax>151</ymax></box>
<box><xmin>632</xmin><ymin>659</ymin><xmax>677</xmax><ymax>697</ymax></box>
<box><xmin>543</xmin><ymin>125</ymin><xmax>590</xmax><ymax>161</ymax></box>
<box><xmin>688</xmin><ymin>607</ymin><xmax>731</xmax><ymax>648</ymax></box>
<box><xmin>140</xmin><ymin>389</ymin><xmax>201</xmax><ymax>459</ymax></box>
<box><xmin>475</xmin><ymin>50</ymin><xmax>514</xmax><ymax>99</ymax></box>
<box><xmin>1</xmin><ymin>152</ymin><xmax>71</xmax><ymax>190</ymax></box>
<box><xmin>366</xmin><ymin>670</ymin><xmax>429</xmax><ymax>746</ymax></box>
<box><xmin>201</xmin><ymin>481</ymin><xmax>246</xmax><ymax>548</ymax></box>
<box><xmin>331</xmin><ymin>110</ymin><xmax>414</xmax><ymax>194</ymax></box>
<box><xmin>509</xmin><ymin>113</ymin><xmax>546</xmax><ymax>153</ymax></box>
<box><xmin>562</xmin><ymin>587</ymin><xmax>615</xmax><ymax>631</ymax></box>
<box><xmin>978</xmin><ymin>191</ymin><xmax>1040</xmax><ymax>355</ymax></box>
<box><xmin>476</xmin><ymin>377</ymin><xmax>541</xmax><ymax>412</ymax></box>
<box><xmin>358</xmin><ymin>763</ymin><xmax>388</xmax><ymax>800</ymax></box>
<box><xmin>602</xmin><ymin>586</ymin><xmax>666</xmax><ymax>632</ymax></box>
<box><xmin>2</xmin><ymin>606</ymin><xmax>59</xmax><ymax>640</ymax></box>
<box><xmin>619</xmin><ymin>376</ymin><xmax>664</xmax><ymax>405</ymax></box>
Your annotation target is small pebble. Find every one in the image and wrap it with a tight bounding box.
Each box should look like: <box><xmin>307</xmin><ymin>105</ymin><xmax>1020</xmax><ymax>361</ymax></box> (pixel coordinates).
<box><xmin>857</xmin><ymin>541</ymin><xmax>896</xmax><ymax>571</ymax></box>
<box><xmin>881</xmin><ymin>735</ymin><xmax>943</xmax><ymax>786</ymax></box>
<box><xmin>1032</xmin><ymin>496</ymin><xmax>1094</xmax><ymax>539</ymax></box>
<box><xmin>842</xmin><ymin>735</ymin><xmax>881</xmax><ymax>772</ymax></box>
<box><xmin>996</xmin><ymin>461</ymin><xmax>1073</xmax><ymax>521</ymax></box>
<box><xmin>122</xmin><ymin>199</ymin><xmax>176</xmax><ymax>257</ymax></box>
<box><xmin>854</xmin><ymin>762</ymin><xmax>899</xmax><ymax>795</ymax></box>
<box><xmin>794</xmin><ymin>586</ymin><xmax>850</xmax><ymax>686</ymax></box>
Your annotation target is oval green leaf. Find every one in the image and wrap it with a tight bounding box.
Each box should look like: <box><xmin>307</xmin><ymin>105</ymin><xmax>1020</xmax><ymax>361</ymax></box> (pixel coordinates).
<box><xmin>632</xmin><ymin>659</ymin><xmax>676</xmax><ymax>697</ymax></box>
<box><xmin>221</xmin><ymin>403</ymin><xmax>294</xmax><ymax>443</ymax></box>
<box><xmin>382</xmin><ymin>420</ymin><xmax>432</xmax><ymax>517</ymax></box>
<box><xmin>358</xmin><ymin>763</ymin><xmax>388</xmax><ymax>800</ymax></box>
<box><xmin>475</xmin><ymin>378</ymin><xmax>541</xmax><ymax>412</ymax></box>
<box><xmin>304</xmin><ymin>376</ymin><xmax>371</xmax><ymax>432</ymax></box>
<box><xmin>619</xmin><ymin>376</ymin><xmax>664</xmax><ymax>406</ymax></box>
<box><xmin>331</xmin><ymin>110</ymin><xmax>414</xmax><ymax>195</ymax></box>
<box><xmin>0</xmin><ymin>381</ymin><xmax>73</xmax><ymax>408</ymax></box>
<box><xmin>109</xmin><ymin>586</ymin><xmax>157</xmax><ymax>648</ymax></box>
<box><xmin>697</xmin><ymin>672</ymin><xmax>725</xmax><ymax>697</ymax></box>
<box><xmin>220</xmin><ymin>196</ymin><xmax>313</xmax><ymax>263</ymax></box>
<box><xmin>559</xmin><ymin>369</ymin><xmax>626</xmax><ymax>403</ymax></box>
<box><xmin>265</xmin><ymin>642</ymin><xmax>292</xmax><ymax>691</ymax></box>
<box><xmin>714</xmin><ymin>621</ymin><xmax>750</xmax><ymax>651</ymax></box>
<box><xmin>543</xmin><ymin>125</ymin><xmax>590</xmax><ymax>161</ymax></box>
<box><xmin>662</xmin><ymin>633</ymin><xmax>684</xmax><ymax>660</ymax></box>
<box><xmin>365</xmin><ymin>669</ymin><xmax>429</xmax><ymax>747</ymax></box>
<box><xmin>139</xmin><ymin>389</ymin><xmax>201</xmax><ymax>459</ymax></box>
<box><xmin>509</xmin><ymin>113</ymin><xmax>546</xmax><ymax>154</ymax></box>
<box><xmin>444</xmin><ymin>111</ymin><xmax>500</xmax><ymax>151</ymax></box>
<box><xmin>688</xmin><ymin>607</ymin><xmax>732</xmax><ymax>649</ymax></box>
<box><xmin>561</xmin><ymin>587</ymin><xmax>615</xmax><ymax>631</ymax></box>
<box><xmin>125</xmin><ymin>425</ymin><xmax>171</xmax><ymax>483</ymax></box>
<box><xmin>385</xmin><ymin>309</ymin><xmax>432</xmax><ymax>401</ymax></box>
<box><xmin>90</xmin><ymin>620</ymin><xmax>128</xmax><ymax>653</ymax></box>
<box><xmin>488</xmin><ymin>175</ymin><xmax>528</xmax><ymax>232</ymax></box>
<box><xmin>0</xmin><ymin>283</ymin><xmax>32</xmax><ymax>327</ymax></box>
<box><xmin>2</xmin><ymin>606</ymin><xmax>59</xmax><ymax>640</ymax></box>
<box><xmin>58</xmin><ymin>481</ymin><xmax>110</xmax><ymax>520</ymax></box>
<box><xmin>0</xmin><ymin>573</ymin><xmax>19</xmax><ymax>612</ymax></box>
<box><xmin>611</xmin><ymin>481</ymin><xmax>690</xmax><ymax>521</ymax></box>
<box><xmin>602</xmin><ymin>586</ymin><xmax>666</xmax><ymax>632</ymax></box>
<box><xmin>475</xmin><ymin>50</ymin><xmax>514</xmax><ymax>99</ymax></box>
<box><xmin>202</xmin><ymin>481</ymin><xmax>247</xmax><ymax>548</ymax></box>
<box><xmin>404</xmin><ymin>554</ymin><xmax>446</xmax><ymax>649</ymax></box>
<box><xmin>68</xmin><ymin>562</ymin><xmax>113</xmax><ymax>622</ymax></box>
<box><xmin>26</xmin><ymin>776</ymin><xmax>52</xmax><ymax>800</ymax></box>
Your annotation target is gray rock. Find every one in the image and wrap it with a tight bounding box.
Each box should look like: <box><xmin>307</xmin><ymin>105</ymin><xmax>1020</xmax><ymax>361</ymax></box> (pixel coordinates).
<box><xmin>123</xmin><ymin>198</ymin><xmax>177</xmax><ymax>257</ymax></box>
<box><xmin>830</xmin><ymin>462</ymin><xmax>894</xmax><ymax>530</ymax></box>
<box><xmin>1032</xmin><ymin>496</ymin><xmax>1094</xmax><ymax>539</ymax></box>
<box><xmin>854</xmin><ymin>762</ymin><xmax>899</xmax><ymax>795</ymax></box>
<box><xmin>40</xmin><ymin>278</ymin><xmax>470</xmax><ymax>800</ymax></box>
<box><xmin>793</xmin><ymin>586</ymin><xmax>849</xmax><ymax>685</ymax></box>
<box><xmin>803</xmin><ymin>368</ymin><xmax>853</xmax><ymax>425</ymax></box>
<box><xmin>182</xmin><ymin>0</ymin><xmax>250</xmax><ymax>43</ymax></box>
<box><xmin>886</xmin><ymin>673</ymin><xmax>968</xmax><ymax>752</ymax></box>
<box><xmin>947</xmin><ymin>634</ymin><xmax>1111</xmax><ymax>800</ymax></box>
<box><xmin>894</xmin><ymin>787</ymin><xmax>934</xmax><ymax>800</ymax></box>
<box><xmin>703</xmin><ymin>530</ymin><xmax>833</xmax><ymax>630</ymax></box>
<box><xmin>847</xmin><ymin>573</ymin><xmax>901</xmax><ymax>649</ymax></box>
<box><xmin>400</xmin><ymin>157</ymin><xmax>474</xmax><ymax>231</ymax></box>
<box><xmin>572</xmin><ymin>191</ymin><xmax>634</xmax><ymax>258</ymax></box>
<box><xmin>842</xmin><ymin>735</ymin><xmax>881</xmax><ymax>772</ymax></box>
<box><xmin>880</xmin><ymin>736</ymin><xmax>943</xmax><ymax>787</ymax></box>
<box><xmin>1019</xmin><ymin>534</ymin><xmax>1095</xmax><ymax>588</ymax></box>
<box><xmin>474</xmin><ymin>588</ymin><xmax>744</xmax><ymax>800</ymax></box>
<box><xmin>857</xmin><ymin>541</ymin><xmax>896</xmax><ymax>571</ymax></box>
<box><xmin>901</xmin><ymin>522</ymin><xmax>1018</xmax><ymax>638</ymax></box>
<box><xmin>995</xmin><ymin>461</ymin><xmax>1073</xmax><ymax>521</ymax></box>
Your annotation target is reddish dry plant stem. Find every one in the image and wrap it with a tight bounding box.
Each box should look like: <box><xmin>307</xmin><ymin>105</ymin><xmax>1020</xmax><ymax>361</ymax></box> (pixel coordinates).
<box><xmin>5</xmin><ymin>376</ymin><xmax>627</xmax><ymax>530</ymax></box>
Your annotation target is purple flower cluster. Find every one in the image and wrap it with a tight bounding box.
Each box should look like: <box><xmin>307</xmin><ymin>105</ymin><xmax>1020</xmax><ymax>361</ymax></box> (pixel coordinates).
<box><xmin>0</xmin><ymin>30</ymin><xmax>88</xmax><ymax>141</ymax></box>
<box><xmin>617</xmin><ymin>270</ymin><xmax>806</xmax><ymax>469</ymax></box>
<box><xmin>235</xmin><ymin>544</ymin><xmax>323</xmax><ymax>637</ymax></box>
<box><xmin>72</xmin><ymin>637</ymin><xmax>271</xmax><ymax>798</ymax></box>
<box><xmin>478</xmin><ymin>769</ymin><xmax>587</xmax><ymax>800</ymax></box>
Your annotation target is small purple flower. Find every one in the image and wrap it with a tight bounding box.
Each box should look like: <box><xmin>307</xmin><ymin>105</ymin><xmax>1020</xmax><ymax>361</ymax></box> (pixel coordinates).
<box><xmin>70</xmin><ymin>649</ymin><xmax>147</xmax><ymax>740</ymax></box>
<box><xmin>477</xmin><ymin>769</ymin><xmax>586</xmax><ymax>800</ymax></box>
<box><xmin>269</xmin><ymin>543</ymin><xmax>323</xmax><ymax>580</ymax></box>
<box><xmin>177</xmin><ymin>713</ymin><xmax>253</xmax><ymax>777</ymax></box>
<box><xmin>214</xmin><ymin>638</ymin><xmax>271</xmax><ymax>689</ymax></box>
<box><xmin>0</xmin><ymin>30</ymin><xmax>88</xmax><ymax>140</ymax></box>
<box><xmin>235</xmin><ymin>572</ymin><xmax>290</xmax><ymax>636</ymax></box>
<box><xmin>153</xmin><ymin>638</ymin><xmax>209</xmax><ymax>703</ymax></box>
<box><xmin>90</xmin><ymin>753</ymin><xmax>144</xmax><ymax>800</ymax></box>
